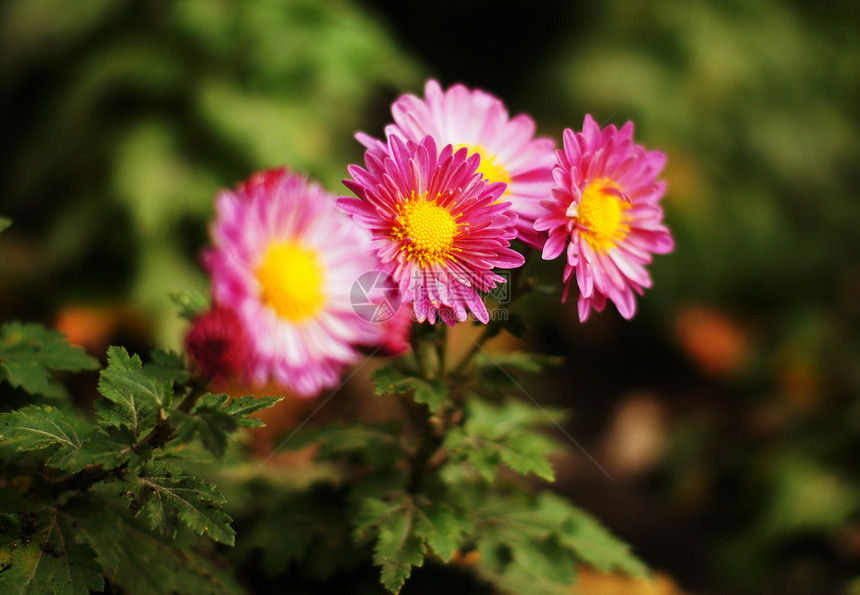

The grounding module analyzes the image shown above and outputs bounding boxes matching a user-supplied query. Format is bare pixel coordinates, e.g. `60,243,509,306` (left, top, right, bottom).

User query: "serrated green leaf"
97,347,172,436
0,405,130,472
414,502,461,562
0,322,98,395
355,493,465,593
356,496,426,594
473,491,647,585
123,461,235,545
169,290,210,320
0,405,85,467
0,217,10,233
371,366,450,411
222,395,283,427
0,405,83,452
472,494,579,589
0,506,104,595
545,493,648,577
443,398,560,482
143,349,193,386
376,511,425,593
174,395,235,458
93,398,156,440
74,501,241,595
174,394,283,457
513,535,580,584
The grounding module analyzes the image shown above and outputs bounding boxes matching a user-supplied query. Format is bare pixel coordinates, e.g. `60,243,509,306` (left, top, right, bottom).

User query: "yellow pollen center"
256,241,326,322
455,144,512,195
393,194,463,267
575,178,630,253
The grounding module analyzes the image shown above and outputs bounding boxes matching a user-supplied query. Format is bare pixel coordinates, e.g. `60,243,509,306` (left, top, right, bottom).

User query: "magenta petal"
577,294,592,322
542,231,566,260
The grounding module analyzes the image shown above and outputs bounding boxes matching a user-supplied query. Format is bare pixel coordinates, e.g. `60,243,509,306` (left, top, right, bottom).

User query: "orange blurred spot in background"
55,304,150,354
602,394,667,478
674,305,750,378
571,568,687,595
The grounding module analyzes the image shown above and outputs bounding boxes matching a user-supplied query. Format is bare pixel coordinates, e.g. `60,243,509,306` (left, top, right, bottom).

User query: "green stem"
402,328,448,492
409,333,429,380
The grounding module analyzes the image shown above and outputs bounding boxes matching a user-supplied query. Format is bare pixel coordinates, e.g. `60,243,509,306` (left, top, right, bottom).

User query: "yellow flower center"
455,144,512,195
393,193,463,267
575,178,630,253
256,241,326,322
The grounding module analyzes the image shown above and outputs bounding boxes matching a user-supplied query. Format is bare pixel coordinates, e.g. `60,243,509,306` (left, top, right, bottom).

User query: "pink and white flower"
339,135,524,325
357,79,555,249
535,115,674,321
204,168,386,396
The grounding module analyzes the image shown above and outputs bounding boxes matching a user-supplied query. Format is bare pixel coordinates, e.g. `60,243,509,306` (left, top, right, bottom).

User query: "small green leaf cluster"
262,324,647,594
0,322,281,594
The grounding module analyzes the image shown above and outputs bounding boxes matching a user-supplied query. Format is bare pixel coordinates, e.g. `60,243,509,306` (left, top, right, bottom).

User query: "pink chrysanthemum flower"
204,168,386,397
535,115,674,321
356,79,555,249
339,135,524,325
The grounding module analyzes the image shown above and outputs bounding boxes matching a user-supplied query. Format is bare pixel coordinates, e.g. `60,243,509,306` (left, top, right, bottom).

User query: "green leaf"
75,503,241,595
0,506,104,595
173,394,235,457
0,217,10,234
354,493,465,592
545,493,648,576
356,496,426,594
0,405,85,468
143,349,193,387
371,366,450,411
174,394,283,457
0,405,130,472
473,491,647,585
443,398,561,482
169,290,210,320
122,461,235,545
472,495,578,589
0,322,98,395
97,347,172,437
222,395,283,427
413,501,461,562
286,421,401,466
0,405,83,453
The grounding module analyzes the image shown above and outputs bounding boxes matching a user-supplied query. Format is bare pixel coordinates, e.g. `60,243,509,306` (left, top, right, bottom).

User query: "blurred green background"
1,0,859,593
